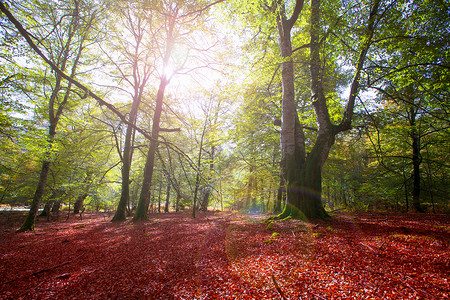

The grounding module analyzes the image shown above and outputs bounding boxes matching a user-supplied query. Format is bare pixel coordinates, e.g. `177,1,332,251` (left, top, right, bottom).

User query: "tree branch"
337,0,381,133
0,1,156,143
286,0,305,30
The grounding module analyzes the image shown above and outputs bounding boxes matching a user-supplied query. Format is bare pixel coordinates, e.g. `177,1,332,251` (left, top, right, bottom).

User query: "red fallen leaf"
0,211,448,299
56,273,71,280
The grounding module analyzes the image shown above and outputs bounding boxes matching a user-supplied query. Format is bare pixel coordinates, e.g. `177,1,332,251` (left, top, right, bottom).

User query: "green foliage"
1,0,447,219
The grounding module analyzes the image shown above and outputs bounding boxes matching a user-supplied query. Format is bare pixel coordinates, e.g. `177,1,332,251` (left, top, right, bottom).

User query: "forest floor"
0,211,448,299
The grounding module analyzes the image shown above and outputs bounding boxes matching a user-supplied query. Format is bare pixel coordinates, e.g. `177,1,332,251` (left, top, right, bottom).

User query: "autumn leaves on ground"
0,212,448,299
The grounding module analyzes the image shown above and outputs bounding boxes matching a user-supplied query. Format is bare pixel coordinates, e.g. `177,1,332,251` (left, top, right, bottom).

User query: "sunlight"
162,64,176,81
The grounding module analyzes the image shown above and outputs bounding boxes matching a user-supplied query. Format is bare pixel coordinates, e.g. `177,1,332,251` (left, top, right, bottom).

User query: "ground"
0,211,448,299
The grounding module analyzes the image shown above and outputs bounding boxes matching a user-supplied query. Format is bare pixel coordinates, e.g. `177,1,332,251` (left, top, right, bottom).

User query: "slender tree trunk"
274,178,284,213
410,107,423,212
158,182,162,213
175,191,181,212
132,78,166,220
192,110,209,218
17,160,51,232
15,6,95,231
164,181,170,213
112,126,134,221
133,10,176,221
402,160,409,212
112,67,146,221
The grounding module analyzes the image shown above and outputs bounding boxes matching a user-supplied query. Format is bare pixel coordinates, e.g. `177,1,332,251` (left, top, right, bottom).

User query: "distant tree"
364,0,450,212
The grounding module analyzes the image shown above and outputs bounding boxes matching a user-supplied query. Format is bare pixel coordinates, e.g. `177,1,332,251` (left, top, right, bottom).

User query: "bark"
40,189,64,219
175,191,181,212
40,201,54,218
200,145,215,212
132,7,177,221
276,0,326,220
112,12,149,221
13,4,95,231
274,178,284,213
51,200,61,216
192,103,209,218
274,0,380,220
200,185,211,212
133,79,165,220
73,193,88,214
410,107,424,212
164,181,170,213
18,161,51,232
402,160,409,212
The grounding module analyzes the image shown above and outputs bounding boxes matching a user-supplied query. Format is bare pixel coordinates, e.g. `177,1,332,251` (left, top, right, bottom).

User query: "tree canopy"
0,0,448,228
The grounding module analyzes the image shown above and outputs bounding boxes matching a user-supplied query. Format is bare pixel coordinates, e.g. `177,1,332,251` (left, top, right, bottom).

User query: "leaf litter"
0,211,448,299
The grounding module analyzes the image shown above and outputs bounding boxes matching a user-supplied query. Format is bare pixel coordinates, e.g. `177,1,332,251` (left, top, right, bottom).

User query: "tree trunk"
40,200,54,219
276,0,329,220
112,68,146,222
14,6,95,231
17,161,51,232
133,9,176,221
200,185,211,212
410,107,423,212
133,74,168,220
164,181,170,213
280,153,329,219
175,191,181,212
402,161,409,212
274,178,284,213
73,193,88,214
51,200,61,217
273,0,379,220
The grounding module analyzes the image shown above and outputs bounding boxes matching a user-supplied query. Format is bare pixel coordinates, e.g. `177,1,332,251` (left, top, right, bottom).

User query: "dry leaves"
0,211,448,299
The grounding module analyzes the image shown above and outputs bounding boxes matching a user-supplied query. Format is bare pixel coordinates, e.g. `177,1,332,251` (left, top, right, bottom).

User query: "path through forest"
0,211,448,299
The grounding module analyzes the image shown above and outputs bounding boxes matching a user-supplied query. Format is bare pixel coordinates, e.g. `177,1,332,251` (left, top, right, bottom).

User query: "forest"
0,0,449,298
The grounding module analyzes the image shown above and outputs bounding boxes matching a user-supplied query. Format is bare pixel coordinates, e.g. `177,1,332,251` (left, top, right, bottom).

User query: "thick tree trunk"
73,193,88,214
274,0,378,220
200,186,211,212
40,200,54,218
51,200,61,217
276,0,328,220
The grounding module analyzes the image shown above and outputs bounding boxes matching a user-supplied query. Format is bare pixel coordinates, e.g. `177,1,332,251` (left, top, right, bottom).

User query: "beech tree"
363,0,450,212
107,1,156,221
3,0,100,231
133,0,224,221
229,0,381,219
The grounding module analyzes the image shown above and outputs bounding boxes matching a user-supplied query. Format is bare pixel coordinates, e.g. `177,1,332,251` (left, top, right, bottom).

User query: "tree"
133,0,224,221
230,0,381,219
363,0,450,212
5,0,100,231
108,1,155,221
